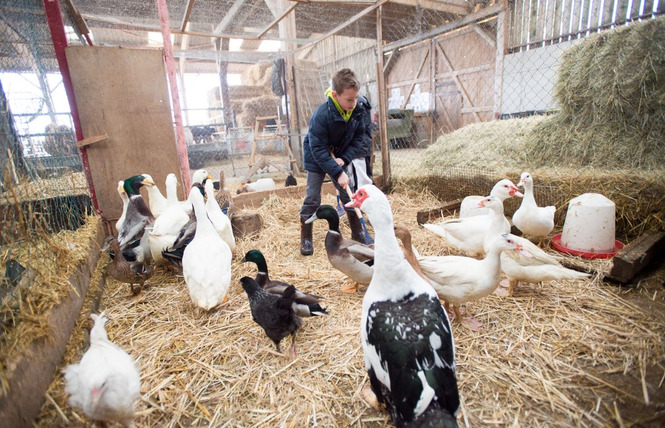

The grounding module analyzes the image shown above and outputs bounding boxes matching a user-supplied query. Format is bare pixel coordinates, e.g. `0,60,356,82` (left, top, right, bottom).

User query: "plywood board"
65,46,183,222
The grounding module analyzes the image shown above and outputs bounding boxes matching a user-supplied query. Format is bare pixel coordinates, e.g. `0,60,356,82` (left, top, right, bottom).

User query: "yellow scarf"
325,87,354,122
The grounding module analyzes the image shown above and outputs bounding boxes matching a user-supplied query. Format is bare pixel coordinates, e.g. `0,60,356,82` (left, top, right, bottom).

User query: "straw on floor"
35,189,665,427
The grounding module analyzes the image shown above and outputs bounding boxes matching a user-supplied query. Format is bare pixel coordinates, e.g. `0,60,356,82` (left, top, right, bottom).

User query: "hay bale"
241,63,272,87
529,17,665,168
239,96,281,128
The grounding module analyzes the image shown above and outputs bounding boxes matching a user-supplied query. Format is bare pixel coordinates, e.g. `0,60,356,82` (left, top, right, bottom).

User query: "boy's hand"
335,158,345,167
337,172,349,189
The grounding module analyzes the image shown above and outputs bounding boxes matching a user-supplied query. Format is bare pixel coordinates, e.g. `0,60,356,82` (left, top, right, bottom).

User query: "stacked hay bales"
529,17,665,169
407,18,665,240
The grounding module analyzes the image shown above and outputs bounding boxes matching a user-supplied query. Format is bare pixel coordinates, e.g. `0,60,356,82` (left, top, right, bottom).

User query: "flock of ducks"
64,170,590,428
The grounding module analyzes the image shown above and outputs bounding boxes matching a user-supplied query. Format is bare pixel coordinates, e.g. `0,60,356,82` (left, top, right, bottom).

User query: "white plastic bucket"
561,193,616,254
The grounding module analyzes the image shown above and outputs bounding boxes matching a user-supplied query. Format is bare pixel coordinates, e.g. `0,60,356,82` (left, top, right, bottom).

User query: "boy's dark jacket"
303,97,366,180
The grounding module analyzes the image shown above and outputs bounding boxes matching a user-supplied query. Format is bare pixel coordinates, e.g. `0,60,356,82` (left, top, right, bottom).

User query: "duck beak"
304,213,318,224
143,178,155,187
477,200,486,208
345,189,364,209
509,186,524,197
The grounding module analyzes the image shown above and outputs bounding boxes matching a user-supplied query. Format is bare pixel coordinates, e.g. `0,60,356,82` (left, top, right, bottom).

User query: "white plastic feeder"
561,193,616,254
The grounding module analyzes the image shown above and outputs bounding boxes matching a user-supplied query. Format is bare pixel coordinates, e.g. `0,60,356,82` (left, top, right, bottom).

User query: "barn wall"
501,38,581,114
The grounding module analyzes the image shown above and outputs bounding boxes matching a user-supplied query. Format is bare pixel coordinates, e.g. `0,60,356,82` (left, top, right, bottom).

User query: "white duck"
182,186,232,310
63,312,140,428
346,185,459,427
500,239,590,296
146,173,190,263
423,196,507,256
204,178,236,254
115,180,129,233
512,172,555,241
460,178,523,218
417,234,530,330
141,173,169,218
185,169,214,215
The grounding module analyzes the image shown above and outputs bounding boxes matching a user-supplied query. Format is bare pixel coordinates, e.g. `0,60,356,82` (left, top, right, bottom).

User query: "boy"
299,68,369,256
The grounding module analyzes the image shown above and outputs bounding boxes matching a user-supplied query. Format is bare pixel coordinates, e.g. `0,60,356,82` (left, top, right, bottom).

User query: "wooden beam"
257,2,298,39
180,0,196,32
383,4,504,53
435,43,481,122
80,12,307,44
76,133,108,148
391,0,468,15
382,49,400,74
376,5,391,190
470,22,496,48
214,0,248,35
493,10,506,117
62,0,91,43
295,0,390,53
606,232,665,284
416,199,462,224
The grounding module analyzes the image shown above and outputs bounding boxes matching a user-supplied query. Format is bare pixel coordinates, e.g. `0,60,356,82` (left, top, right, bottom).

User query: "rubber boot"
347,210,373,244
300,219,313,256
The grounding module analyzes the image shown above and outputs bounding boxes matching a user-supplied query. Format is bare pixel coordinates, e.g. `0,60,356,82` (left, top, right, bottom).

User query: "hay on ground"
34,189,665,427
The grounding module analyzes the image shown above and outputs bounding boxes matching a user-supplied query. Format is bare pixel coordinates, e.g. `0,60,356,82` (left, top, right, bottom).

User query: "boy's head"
331,68,360,112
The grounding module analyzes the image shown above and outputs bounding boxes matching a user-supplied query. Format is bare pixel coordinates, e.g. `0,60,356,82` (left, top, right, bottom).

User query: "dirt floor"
29,181,665,427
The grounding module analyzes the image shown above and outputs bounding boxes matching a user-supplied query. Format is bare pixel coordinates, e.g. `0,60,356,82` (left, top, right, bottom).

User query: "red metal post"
42,0,101,214
155,0,191,191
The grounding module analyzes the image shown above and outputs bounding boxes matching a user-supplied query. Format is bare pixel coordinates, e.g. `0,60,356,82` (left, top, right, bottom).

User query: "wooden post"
376,6,391,189
42,0,101,214
429,38,435,143
155,0,191,190
493,8,507,118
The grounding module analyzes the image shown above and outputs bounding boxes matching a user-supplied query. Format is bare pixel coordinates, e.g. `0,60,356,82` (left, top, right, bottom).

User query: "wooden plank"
65,46,184,222
606,232,665,284
377,6,391,190
180,0,196,31
494,10,505,115
416,199,462,224
76,133,108,148
232,181,337,209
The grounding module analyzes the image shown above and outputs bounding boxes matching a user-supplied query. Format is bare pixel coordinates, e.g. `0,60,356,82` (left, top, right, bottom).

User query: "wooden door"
66,46,183,223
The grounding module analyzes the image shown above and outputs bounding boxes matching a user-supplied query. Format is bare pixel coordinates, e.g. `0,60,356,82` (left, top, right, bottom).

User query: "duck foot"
493,279,511,296
361,382,381,410
289,342,297,359
462,316,483,331
341,282,359,293
222,293,229,304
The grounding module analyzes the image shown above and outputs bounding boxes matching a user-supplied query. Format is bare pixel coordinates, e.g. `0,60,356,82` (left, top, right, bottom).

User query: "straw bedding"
34,189,665,427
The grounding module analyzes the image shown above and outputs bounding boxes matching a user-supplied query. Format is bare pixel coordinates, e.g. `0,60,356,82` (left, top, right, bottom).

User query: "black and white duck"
346,185,460,428
241,249,328,317
117,175,155,263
